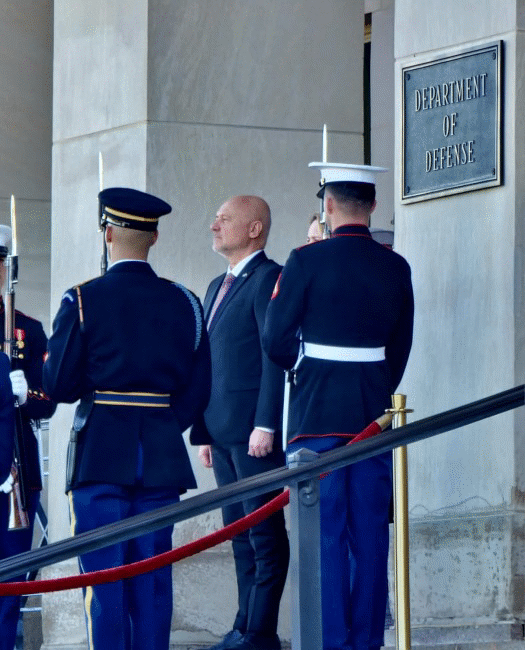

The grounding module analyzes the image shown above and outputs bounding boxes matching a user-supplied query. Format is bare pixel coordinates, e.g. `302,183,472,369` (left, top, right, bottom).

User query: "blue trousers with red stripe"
69,483,180,650
288,437,392,650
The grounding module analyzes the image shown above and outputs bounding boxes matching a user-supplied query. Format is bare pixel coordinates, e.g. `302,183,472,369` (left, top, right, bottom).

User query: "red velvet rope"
0,419,384,596
0,491,289,596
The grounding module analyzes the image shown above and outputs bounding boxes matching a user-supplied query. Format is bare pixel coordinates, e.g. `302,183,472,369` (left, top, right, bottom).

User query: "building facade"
1,1,524,648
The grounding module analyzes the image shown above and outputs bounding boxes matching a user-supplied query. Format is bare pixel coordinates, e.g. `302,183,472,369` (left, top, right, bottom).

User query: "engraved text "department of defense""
414,73,489,173
414,73,488,111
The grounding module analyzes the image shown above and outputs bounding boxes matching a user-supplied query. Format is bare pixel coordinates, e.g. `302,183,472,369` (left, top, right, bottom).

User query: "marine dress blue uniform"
43,189,211,650
263,166,413,650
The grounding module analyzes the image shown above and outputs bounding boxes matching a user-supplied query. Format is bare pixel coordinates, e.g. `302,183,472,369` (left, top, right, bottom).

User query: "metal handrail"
0,384,522,582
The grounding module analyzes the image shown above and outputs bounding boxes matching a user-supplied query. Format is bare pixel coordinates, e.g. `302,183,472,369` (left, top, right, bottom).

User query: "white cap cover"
309,162,388,187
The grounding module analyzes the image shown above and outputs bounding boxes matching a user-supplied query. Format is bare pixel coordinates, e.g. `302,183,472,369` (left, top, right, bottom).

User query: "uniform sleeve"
188,413,213,445
170,296,212,433
43,290,87,403
21,318,57,421
253,265,285,431
0,352,15,483
188,284,217,445
262,250,307,369
385,264,414,391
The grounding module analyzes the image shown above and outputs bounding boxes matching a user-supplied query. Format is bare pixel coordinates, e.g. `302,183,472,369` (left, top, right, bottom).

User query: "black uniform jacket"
43,261,211,492
263,225,414,441
0,351,14,484
190,251,284,446
0,301,56,490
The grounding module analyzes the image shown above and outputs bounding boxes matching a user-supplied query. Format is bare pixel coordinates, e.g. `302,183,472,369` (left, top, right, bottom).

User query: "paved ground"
17,596,43,650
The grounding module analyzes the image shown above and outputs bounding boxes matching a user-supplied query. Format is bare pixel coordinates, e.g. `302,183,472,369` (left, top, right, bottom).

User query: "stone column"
393,2,525,648
44,1,367,647
368,0,396,231
0,0,52,329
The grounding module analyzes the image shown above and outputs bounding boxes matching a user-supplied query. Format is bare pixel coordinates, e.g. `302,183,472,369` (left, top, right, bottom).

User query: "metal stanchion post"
388,394,413,650
287,448,322,650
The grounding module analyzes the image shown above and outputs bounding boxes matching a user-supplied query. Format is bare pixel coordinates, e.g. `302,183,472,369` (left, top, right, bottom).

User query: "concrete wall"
44,1,367,647
394,0,525,643
0,0,52,331
369,0,396,231
145,0,366,294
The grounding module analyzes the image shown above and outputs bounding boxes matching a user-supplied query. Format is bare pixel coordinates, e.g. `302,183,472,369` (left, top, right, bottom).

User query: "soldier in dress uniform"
263,163,414,650
0,225,57,650
43,188,211,650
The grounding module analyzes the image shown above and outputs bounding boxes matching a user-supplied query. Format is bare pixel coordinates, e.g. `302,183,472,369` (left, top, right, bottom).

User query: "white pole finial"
10,195,17,257
99,152,104,192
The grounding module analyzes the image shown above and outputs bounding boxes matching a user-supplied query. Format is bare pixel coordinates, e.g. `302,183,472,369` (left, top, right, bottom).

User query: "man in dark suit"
190,195,289,650
263,163,414,650
0,225,57,650
43,188,211,650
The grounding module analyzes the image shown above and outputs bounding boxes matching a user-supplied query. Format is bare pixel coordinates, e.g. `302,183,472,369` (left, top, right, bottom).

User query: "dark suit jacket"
190,251,284,447
43,261,211,492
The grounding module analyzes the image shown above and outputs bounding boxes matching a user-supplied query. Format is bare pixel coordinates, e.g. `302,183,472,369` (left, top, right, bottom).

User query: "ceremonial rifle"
99,152,108,275
4,196,30,529
282,125,330,449
65,155,105,490
319,124,331,238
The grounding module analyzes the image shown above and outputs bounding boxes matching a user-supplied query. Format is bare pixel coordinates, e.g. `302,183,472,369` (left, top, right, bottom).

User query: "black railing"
0,384,522,582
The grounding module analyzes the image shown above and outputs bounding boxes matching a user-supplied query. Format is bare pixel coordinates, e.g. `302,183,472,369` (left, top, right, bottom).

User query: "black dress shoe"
231,632,281,650
205,629,244,650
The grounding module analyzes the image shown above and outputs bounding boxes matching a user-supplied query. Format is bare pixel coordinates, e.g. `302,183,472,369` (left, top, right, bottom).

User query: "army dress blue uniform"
263,204,413,648
43,189,211,650
0,303,56,650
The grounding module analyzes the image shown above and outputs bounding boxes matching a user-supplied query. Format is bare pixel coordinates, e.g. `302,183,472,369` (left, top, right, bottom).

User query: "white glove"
9,370,28,406
0,472,14,493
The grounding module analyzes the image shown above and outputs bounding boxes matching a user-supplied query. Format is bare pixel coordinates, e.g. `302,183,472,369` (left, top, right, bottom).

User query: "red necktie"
208,273,235,327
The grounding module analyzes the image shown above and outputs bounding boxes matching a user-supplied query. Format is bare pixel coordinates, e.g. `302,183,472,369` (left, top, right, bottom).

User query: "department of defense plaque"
402,41,502,203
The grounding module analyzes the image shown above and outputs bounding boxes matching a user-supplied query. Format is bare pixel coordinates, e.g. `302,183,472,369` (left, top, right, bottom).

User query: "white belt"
303,342,386,362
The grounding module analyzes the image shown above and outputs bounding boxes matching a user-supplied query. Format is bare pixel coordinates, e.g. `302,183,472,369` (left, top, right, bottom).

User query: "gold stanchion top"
387,393,414,415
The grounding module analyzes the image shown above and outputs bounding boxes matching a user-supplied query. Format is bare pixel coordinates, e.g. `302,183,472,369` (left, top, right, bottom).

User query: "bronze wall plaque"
402,42,502,203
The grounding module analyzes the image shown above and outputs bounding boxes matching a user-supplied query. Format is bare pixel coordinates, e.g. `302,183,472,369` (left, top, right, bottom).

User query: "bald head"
211,195,272,266
228,195,271,241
